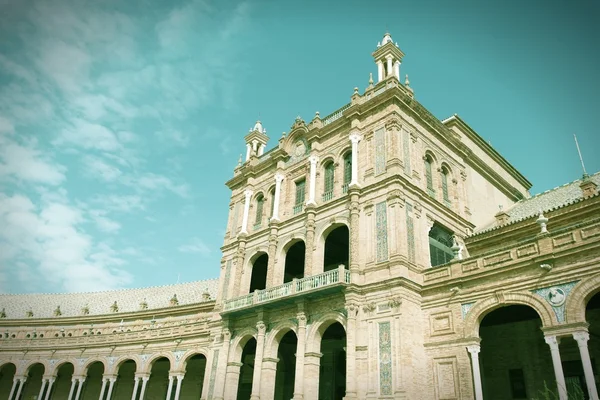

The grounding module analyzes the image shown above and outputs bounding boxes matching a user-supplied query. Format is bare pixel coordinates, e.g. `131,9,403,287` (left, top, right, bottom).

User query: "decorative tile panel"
374,128,386,175
207,349,219,399
378,321,393,396
376,201,389,263
402,128,411,176
222,259,232,300
406,203,415,262
532,281,578,323
461,302,475,320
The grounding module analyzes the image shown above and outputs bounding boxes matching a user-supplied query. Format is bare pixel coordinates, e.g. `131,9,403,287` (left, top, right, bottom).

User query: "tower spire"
372,32,404,83
573,134,589,178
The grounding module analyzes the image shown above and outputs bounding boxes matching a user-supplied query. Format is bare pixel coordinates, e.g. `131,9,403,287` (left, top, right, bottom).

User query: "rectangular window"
323,163,334,201
343,153,352,193
294,179,305,214
442,171,450,202
376,201,389,262
374,128,386,175
254,197,264,228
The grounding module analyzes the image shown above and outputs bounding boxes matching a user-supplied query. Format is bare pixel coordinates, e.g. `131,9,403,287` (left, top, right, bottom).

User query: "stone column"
345,304,358,398
232,236,247,298
223,362,243,400
466,345,483,400
544,335,568,400
349,134,361,187
44,377,55,400
246,143,252,162
259,358,279,399
138,376,150,400
394,60,400,80
270,173,284,222
165,375,174,400
377,61,384,82
250,321,267,400
265,226,279,288
573,331,599,400
240,189,253,235
303,353,322,400
306,155,319,206
293,311,307,400
8,377,19,400
258,143,265,156
213,329,231,400
173,374,184,400
74,376,85,400
386,55,393,77
37,378,48,400
304,207,316,276
99,377,108,400
106,377,116,400
67,377,77,400
131,376,141,400
348,190,360,275
14,376,26,400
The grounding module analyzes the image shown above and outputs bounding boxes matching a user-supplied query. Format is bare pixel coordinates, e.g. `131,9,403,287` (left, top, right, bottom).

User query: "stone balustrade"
223,265,351,312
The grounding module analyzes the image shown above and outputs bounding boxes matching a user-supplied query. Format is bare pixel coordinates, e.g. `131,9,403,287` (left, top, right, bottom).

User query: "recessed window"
429,223,454,267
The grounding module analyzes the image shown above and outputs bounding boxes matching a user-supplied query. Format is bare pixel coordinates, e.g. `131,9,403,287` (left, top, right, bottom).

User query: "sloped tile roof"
0,278,219,320
473,172,600,235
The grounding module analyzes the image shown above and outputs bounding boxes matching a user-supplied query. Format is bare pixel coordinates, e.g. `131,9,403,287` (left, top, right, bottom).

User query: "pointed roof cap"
251,120,265,134
382,32,393,45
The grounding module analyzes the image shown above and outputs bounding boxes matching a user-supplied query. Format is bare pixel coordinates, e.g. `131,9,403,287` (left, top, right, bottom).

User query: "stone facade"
1,33,600,400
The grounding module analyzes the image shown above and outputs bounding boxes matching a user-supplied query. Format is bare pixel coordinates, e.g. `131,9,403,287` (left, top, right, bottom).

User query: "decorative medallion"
294,141,306,157
173,350,185,363
532,281,578,323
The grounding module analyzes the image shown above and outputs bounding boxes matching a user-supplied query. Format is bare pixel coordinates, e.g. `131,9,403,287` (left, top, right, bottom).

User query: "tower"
244,121,269,162
372,32,405,82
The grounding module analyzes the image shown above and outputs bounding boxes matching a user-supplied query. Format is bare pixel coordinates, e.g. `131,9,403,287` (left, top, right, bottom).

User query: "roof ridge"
0,277,219,297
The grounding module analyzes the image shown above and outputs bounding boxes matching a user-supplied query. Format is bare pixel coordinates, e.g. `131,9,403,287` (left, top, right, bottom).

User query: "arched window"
429,223,454,267
294,179,306,215
343,152,352,193
254,195,264,229
441,167,450,205
424,155,434,197
323,162,335,202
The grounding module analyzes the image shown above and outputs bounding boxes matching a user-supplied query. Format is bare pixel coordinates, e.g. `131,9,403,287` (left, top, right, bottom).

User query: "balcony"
222,266,351,313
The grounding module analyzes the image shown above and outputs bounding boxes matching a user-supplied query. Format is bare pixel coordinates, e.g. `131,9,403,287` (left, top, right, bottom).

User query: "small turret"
244,120,269,162
372,32,405,82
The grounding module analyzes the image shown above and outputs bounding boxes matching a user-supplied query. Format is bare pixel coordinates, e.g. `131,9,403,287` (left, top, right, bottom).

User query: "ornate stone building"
1,33,599,400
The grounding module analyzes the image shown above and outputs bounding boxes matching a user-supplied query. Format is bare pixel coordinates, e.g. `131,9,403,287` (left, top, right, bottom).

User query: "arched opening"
342,152,351,193
0,363,16,397
323,161,335,202
274,331,298,400
146,357,170,398
19,363,44,399
50,362,75,398
237,338,257,400
429,222,454,267
284,241,305,283
479,305,555,399
268,187,276,219
424,154,434,196
319,322,346,400
80,361,104,399
323,226,349,272
249,253,268,293
180,354,207,398
254,194,265,230
112,359,136,398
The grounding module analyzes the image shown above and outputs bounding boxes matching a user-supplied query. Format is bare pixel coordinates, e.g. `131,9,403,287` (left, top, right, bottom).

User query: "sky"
0,0,598,294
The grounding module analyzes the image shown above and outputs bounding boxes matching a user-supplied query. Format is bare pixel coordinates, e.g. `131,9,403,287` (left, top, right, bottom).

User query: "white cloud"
93,194,145,213
89,209,121,233
134,173,190,198
57,119,122,152
82,155,123,182
36,39,91,93
0,116,15,134
0,135,66,185
0,193,132,293
178,237,211,256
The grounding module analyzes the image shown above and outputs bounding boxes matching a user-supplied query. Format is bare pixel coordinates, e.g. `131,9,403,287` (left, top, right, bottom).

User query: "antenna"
574,134,589,178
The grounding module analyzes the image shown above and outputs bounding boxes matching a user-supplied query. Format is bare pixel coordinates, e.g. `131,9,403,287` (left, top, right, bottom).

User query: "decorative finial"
498,204,503,211
110,301,119,313
81,304,90,315
0,308,6,318
573,134,589,179
536,210,549,234
139,299,148,310
54,306,62,317
281,131,286,138
353,87,359,95
202,291,211,301
405,74,410,86
170,293,179,306
237,154,242,167
369,72,374,85
315,111,320,119
451,236,463,260
26,308,34,318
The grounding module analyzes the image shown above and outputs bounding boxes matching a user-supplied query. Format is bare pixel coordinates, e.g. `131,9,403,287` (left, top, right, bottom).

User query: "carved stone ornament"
0,308,6,318
110,301,119,313
363,302,376,314
81,304,90,315
202,291,211,301
139,299,148,310
170,294,179,306
547,287,566,307
54,306,62,317
387,297,402,309
26,309,34,318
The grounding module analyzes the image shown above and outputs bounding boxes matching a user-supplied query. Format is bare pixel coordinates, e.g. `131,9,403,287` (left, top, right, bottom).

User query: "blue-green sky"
0,0,598,294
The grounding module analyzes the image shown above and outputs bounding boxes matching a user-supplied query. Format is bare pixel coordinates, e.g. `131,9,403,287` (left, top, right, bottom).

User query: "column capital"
544,335,560,348
572,331,590,343
168,372,185,378
385,54,393,60
275,173,285,183
466,344,481,355
135,372,150,379
297,312,307,327
244,189,254,198
309,155,319,164
256,320,266,334
349,133,362,143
